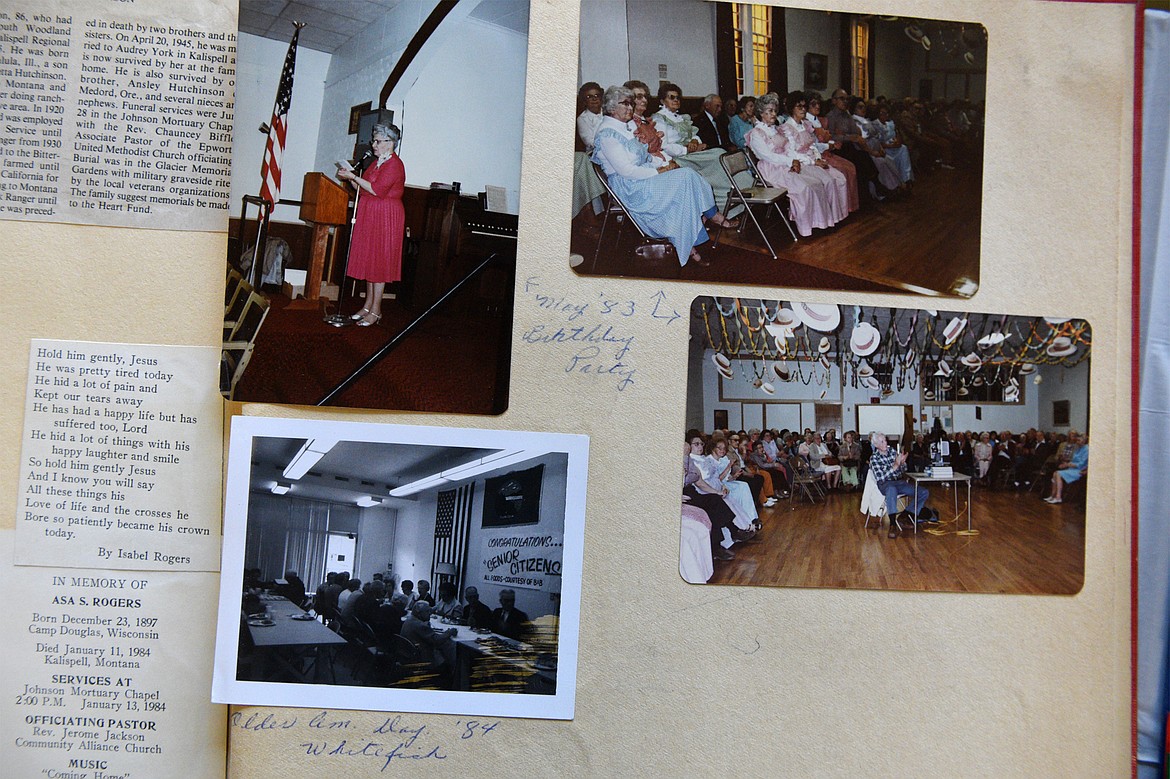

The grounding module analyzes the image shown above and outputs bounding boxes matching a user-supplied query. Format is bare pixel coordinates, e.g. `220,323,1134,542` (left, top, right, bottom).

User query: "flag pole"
253,20,305,288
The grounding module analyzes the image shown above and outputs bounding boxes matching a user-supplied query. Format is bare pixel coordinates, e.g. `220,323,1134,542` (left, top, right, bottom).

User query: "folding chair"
712,149,798,259
790,457,826,505
590,162,677,276
221,290,270,399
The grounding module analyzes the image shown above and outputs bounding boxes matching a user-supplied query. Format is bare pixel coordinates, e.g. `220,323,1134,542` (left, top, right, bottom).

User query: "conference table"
244,594,347,683
428,616,557,694
905,471,974,533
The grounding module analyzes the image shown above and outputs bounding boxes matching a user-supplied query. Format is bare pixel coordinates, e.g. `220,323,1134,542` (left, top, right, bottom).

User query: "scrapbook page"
0,1,1137,777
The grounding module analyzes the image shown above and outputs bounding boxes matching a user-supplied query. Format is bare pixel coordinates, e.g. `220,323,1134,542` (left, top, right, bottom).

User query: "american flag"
259,22,304,205
432,484,474,594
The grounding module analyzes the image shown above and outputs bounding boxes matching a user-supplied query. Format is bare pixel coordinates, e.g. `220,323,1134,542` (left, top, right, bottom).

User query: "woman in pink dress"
336,122,406,327
747,93,845,237
806,94,859,212
781,91,849,223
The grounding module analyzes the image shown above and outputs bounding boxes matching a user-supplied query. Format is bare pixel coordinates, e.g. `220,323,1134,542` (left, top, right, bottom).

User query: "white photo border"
212,415,589,720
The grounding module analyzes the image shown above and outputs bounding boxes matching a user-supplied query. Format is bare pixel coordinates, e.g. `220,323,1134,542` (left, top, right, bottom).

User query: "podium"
293,172,349,306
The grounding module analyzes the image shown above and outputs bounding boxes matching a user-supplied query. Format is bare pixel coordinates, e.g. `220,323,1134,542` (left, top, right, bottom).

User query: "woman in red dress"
336,122,405,327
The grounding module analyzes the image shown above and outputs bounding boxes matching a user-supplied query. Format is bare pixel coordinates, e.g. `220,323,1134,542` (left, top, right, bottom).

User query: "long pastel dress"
693,454,757,530
748,120,844,237
807,114,859,212
592,115,714,264
782,117,849,222
1058,445,1089,483
347,153,406,283
853,114,903,190
876,118,914,184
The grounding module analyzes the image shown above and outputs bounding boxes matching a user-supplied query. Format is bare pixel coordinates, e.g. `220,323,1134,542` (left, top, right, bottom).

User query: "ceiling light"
271,481,292,495
283,437,338,480
355,496,383,508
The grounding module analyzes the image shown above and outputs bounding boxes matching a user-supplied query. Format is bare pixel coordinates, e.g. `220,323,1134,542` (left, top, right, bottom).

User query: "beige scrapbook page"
1,0,1134,777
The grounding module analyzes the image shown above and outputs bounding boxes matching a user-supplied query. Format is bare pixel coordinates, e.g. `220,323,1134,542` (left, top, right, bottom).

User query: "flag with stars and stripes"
432,484,474,595
259,22,303,205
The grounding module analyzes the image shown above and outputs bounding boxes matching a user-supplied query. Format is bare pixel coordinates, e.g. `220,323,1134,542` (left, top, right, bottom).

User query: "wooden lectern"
294,172,350,306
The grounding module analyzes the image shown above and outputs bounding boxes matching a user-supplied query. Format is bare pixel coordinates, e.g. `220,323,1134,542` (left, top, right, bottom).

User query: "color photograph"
682,297,1089,593
573,4,984,296
224,1,528,412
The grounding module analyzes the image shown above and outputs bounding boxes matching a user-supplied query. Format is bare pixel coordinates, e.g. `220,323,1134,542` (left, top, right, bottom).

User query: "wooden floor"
573,161,981,297
706,483,1084,594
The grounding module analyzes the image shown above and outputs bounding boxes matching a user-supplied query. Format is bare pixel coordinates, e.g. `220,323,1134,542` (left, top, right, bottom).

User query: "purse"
634,240,681,278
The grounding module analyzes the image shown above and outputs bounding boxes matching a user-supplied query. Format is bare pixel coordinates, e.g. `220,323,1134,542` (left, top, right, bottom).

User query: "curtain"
1138,9,1170,779
283,500,331,590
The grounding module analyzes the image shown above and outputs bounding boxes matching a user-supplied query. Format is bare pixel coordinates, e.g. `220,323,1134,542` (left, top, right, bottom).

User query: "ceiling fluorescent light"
282,437,338,480
271,481,292,495
441,450,534,482
355,496,383,508
389,473,450,498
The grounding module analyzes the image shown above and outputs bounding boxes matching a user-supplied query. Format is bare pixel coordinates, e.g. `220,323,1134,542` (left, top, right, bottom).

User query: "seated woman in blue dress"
1045,431,1088,504
592,85,737,267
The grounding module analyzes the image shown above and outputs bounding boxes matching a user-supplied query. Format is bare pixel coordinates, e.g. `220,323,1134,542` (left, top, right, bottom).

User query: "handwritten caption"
231,710,498,772
519,276,682,392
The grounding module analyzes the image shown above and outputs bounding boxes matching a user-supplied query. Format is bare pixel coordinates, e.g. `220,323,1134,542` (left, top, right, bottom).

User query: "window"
731,3,771,96
851,19,870,98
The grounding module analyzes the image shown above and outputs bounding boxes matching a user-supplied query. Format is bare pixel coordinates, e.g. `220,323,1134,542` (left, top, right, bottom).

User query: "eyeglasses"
794,103,807,109
372,138,391,143
585,93,602,100
618,100,634,107
665,94,680,101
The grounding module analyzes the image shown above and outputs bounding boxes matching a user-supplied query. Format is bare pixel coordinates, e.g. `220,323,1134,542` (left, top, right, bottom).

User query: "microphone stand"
324,153,373,328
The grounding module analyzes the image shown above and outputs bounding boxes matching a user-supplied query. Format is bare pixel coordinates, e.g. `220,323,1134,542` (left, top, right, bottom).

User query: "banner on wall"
480,532,563,591
482,464,544,527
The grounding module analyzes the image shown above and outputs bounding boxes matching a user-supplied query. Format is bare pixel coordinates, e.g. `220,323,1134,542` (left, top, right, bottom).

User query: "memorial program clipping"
0,533,226,779
15,340,222,571
0,0,236,230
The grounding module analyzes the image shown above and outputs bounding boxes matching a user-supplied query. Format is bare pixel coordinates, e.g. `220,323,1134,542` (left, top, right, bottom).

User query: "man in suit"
400,601,457,671
462,586,493,629
693,94,736,151
492,589,530,640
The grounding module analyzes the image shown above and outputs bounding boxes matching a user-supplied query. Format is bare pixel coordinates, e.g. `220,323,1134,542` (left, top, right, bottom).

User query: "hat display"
713,353,730,371
942,317,967,346
959,352,982,369
856,362,874,379
772,308,798,328
792,302,841,332
772,362,790,381
849,321,881,357
976,332,1007,348
1018,363,1037,375
861,376,880,390
761,382,775,395
934,359,953,377
818,336,832,354
1046,337,1076,357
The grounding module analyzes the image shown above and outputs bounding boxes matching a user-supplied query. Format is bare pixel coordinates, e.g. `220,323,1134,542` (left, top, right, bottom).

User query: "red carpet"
233,292,511,414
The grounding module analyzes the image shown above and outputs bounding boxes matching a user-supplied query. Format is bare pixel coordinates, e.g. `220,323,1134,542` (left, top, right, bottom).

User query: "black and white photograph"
682,297,1090,594
213,416,588,720
572,3,985,296
223,1,529,412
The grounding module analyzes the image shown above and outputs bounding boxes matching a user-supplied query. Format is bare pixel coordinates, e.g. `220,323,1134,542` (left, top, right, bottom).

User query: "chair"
390,634,443,688
223,276,252,339
790,458,826,505
589,162,678,277
861,470,910,531
712,149,798,259
221,290,270,399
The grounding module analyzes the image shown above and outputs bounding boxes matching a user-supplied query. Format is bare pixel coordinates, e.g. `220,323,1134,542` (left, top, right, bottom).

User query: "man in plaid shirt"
869,432,930,537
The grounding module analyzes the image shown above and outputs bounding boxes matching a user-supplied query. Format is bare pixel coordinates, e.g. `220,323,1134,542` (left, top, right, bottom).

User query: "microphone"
354,147,374,170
